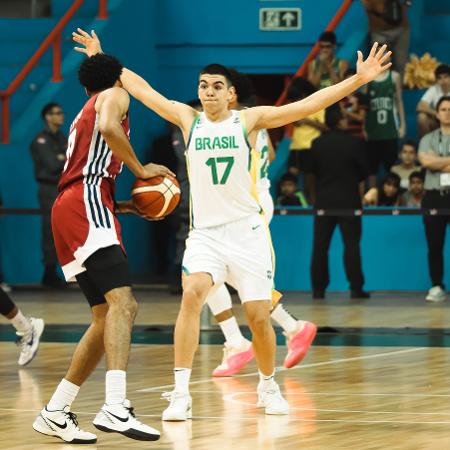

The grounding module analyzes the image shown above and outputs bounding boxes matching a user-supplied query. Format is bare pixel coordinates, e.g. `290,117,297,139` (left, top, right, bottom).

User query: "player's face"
436,100,450,126
198,74,234,113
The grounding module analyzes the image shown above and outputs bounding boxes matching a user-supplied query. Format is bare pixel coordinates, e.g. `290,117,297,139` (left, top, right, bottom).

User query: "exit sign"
259,8,301,31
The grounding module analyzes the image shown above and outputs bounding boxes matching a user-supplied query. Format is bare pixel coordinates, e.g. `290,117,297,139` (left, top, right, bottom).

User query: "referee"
418,96,450,302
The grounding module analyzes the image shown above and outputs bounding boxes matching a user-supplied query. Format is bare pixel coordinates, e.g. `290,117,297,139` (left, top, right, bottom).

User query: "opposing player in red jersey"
32,54,173,444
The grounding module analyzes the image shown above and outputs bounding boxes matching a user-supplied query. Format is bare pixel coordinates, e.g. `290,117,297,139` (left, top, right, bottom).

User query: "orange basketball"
131,175,181,219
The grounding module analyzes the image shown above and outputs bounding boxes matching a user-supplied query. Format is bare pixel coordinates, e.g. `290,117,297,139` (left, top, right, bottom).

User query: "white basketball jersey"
186,110,260,229
256,129,271,193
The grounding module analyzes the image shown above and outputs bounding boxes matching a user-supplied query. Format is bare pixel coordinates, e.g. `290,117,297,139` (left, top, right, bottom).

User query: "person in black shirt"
307,106,370,299
30,103,67,288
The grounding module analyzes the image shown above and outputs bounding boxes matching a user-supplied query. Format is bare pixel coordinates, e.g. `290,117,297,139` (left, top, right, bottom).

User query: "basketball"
131,175,181,219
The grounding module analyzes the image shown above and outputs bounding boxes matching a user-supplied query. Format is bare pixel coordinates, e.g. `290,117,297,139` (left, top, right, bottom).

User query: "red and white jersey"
58,93,129,193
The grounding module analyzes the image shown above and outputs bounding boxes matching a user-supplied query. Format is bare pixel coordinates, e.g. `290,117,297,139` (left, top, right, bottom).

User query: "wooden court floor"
1,288,450,449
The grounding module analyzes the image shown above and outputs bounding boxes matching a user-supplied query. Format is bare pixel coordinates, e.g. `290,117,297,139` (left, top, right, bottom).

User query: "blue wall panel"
271,214,450,292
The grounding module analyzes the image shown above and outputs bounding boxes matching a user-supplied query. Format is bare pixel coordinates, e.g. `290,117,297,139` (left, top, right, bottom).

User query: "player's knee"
247,312,271,332
109,293,138,321
182,287,204,313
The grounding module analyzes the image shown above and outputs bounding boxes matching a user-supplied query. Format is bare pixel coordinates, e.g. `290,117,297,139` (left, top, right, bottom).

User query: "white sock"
174,368,191,394
219,316,245,348
105,370,126,406
47,378,80,411
258,370,275,389
10,310,31,334
271,304,299,334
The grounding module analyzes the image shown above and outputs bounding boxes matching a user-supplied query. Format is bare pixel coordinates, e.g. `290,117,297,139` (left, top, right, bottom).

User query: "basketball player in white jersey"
205,70,317,377
73,29,392,419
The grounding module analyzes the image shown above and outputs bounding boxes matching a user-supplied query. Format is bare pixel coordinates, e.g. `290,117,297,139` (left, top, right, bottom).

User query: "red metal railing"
0,0,108,144
275,0,353,106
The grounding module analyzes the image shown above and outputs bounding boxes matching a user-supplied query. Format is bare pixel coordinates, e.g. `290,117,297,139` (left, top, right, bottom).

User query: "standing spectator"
276,173,308,207
417,64,450,137
30,103,67,288
307,107,369,300
362,0,411,77
364,68,406,187
307,31,349,90
401,170,425,207
287,78,327,203
391,140,419,189
363,172,402,205
418,96,450,302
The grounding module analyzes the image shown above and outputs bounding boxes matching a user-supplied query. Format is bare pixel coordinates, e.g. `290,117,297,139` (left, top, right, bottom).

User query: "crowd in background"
278,27,450,211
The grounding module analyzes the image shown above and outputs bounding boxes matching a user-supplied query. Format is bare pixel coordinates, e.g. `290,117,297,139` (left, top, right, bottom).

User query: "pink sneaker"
212,339,254,377
283,321,317,369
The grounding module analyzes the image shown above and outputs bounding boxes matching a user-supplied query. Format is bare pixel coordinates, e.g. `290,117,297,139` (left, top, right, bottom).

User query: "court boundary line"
137,346,426,392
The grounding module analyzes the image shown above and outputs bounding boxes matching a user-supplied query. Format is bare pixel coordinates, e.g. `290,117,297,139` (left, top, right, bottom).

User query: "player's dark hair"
41,102,62,120
436,95,450,112
228,69,255,105
319,31,336,45
78,53,123,93
435,64,450,79
199,64,234,87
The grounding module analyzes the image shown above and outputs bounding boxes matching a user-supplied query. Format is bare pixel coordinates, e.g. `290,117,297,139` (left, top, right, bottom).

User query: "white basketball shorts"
182,213,274,302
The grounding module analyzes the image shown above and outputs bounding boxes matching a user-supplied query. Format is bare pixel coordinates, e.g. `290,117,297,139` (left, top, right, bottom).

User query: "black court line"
3,324,450,347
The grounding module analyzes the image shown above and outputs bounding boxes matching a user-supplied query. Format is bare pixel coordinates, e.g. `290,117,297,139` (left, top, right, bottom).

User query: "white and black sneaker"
17,317,45,366
161,391,192,421
33,405,97,444
93,399,160,441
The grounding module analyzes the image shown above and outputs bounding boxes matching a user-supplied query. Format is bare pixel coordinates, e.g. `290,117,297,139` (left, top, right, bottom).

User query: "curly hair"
78,53,123,93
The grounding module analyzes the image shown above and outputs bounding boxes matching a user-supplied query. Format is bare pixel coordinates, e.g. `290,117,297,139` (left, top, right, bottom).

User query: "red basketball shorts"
52,182,124,281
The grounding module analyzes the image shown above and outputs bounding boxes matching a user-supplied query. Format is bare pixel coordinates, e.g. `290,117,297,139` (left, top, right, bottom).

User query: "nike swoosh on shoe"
46,418,68,429
105,410,129,423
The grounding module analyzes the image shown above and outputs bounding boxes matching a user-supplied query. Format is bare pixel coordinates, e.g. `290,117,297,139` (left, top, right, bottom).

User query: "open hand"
72,28,102,57
356,42,392,84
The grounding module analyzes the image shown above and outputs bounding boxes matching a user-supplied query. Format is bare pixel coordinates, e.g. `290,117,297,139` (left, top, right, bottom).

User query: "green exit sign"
259,8,301,31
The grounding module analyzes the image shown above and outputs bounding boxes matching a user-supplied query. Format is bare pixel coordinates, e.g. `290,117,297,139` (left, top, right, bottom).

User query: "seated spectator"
287,78,327,203
401,170,425,208
363,172,402,206
339,68,369,140
307,31,349,90
417,64,450,137
390,140,419,189
276,173,308,207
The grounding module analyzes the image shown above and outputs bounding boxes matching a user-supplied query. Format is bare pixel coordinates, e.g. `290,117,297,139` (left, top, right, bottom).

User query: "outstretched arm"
72,29,197,135
246,43,391,131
